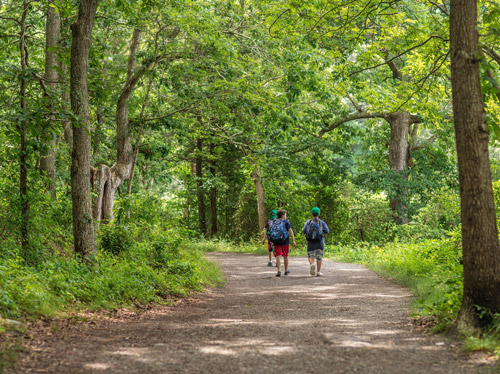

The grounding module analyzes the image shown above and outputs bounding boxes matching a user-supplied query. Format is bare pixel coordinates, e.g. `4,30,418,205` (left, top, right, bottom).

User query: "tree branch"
319,111,386,137
411,134,438,152
348,35,449,77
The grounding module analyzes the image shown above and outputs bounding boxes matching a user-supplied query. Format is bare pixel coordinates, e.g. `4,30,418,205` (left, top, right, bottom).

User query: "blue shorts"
307,249,324,261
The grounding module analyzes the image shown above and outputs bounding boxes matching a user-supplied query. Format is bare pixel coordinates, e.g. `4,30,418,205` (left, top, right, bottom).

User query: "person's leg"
308,251,316,275
276,256,281,272
284,255,288,272
316,249,324,275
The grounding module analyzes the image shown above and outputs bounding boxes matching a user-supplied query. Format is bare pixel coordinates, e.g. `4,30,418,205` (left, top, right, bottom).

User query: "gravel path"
10,253,496,373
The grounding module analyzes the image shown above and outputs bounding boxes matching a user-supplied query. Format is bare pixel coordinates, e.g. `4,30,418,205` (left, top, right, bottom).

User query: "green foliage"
98,223,134,255
0,192,223,319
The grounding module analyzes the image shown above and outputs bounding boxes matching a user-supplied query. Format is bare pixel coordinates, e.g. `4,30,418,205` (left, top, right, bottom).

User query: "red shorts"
274,245,289,257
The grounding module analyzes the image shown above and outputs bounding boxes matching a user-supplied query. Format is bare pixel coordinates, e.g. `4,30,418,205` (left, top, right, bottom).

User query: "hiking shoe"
276,271,281,277
317,272,323,277
268,261,273,267
310,264,316,276
284,270,290,276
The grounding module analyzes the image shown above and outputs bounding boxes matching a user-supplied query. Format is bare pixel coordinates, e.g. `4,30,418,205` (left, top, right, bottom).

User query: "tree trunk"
60,62,73,148
209,144,217,237
250,164,267,234
386,111,411,225
19,1,30,257
450,0,500,328
196,139,207,236
40,3,60,200
70,0,99,259
92,29,141,222
127,63,155,196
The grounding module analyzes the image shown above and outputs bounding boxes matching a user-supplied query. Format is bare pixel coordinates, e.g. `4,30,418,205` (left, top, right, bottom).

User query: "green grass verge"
0,242,224,320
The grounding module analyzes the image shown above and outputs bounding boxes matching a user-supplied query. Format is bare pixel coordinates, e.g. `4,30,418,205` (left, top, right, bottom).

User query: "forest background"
2,0,500,367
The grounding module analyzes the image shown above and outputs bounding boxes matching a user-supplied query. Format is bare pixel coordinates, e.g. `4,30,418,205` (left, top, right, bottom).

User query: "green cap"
311,207,320,216
270,209,277,219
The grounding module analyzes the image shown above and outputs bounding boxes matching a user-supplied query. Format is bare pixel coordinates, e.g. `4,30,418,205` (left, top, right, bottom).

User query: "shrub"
98,223,134,255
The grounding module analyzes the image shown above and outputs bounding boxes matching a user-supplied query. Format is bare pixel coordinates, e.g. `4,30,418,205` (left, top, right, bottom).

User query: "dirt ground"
8,253,499,373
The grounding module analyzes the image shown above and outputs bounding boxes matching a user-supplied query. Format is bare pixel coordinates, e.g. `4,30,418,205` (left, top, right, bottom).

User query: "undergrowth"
0,193,225,320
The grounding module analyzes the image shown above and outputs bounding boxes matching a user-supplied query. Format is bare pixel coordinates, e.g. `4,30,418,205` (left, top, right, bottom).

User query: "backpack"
306,219,323,241
268,219,289,243
266,219,274,238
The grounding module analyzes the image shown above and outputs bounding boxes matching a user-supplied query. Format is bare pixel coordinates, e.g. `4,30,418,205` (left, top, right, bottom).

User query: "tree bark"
40,3,61,200
209,144,217,237
386,111,412,225
450,0,500,328
60,62,73,148
19,0,30,257
92,29,141,222
127,60,156,196
196,138,207,236
70,0,99,259
250,164,267,234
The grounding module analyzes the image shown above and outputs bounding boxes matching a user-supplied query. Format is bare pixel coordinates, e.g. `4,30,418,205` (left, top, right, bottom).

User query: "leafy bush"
0,191,224,319
98,223,134,255
414,188,461,232
346,191,395,244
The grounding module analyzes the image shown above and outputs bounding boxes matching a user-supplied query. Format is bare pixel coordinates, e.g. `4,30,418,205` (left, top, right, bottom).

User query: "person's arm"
301,221,309,235
289,228,296,247
322,220,330,235
261,223,268,244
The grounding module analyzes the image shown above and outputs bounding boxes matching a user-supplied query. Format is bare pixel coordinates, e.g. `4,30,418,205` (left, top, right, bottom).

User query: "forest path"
11,253,495,373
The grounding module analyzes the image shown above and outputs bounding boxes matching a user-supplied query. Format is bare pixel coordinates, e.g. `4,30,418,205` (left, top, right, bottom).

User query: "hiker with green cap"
302,207,329,276
262,209,278,266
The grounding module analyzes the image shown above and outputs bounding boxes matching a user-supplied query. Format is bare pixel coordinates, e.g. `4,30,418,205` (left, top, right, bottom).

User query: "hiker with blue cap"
302,207,330,276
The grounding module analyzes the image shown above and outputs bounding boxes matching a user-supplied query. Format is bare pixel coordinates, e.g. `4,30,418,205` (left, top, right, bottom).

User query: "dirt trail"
9,253,496,373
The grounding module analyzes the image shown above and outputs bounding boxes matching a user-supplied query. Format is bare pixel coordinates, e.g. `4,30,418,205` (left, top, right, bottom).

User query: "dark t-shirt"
273,219,292,246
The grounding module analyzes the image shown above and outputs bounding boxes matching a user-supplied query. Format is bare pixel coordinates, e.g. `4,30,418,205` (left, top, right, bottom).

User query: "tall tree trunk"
250,163,267,234
196,139,207,236
127,63,156,196
209,144,217,237
450,0,500,328
60,62,73,148
40,3,60,200
70,0,99,259
386,111,411,225
92,29,141,222
19,1,30,257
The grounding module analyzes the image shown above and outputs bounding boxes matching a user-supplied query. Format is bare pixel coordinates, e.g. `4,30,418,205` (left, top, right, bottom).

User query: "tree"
70,0,99,259
18,0,30,257
450,0,500,328
39,1,61,200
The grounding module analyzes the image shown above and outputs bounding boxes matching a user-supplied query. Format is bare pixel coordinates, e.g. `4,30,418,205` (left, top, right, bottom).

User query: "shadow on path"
11,253,495,374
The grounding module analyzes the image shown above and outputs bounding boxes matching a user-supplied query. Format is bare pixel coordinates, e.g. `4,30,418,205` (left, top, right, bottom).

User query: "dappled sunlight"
205,318,256,326
111,347,155,363
365,329,406,336
199,338,296,357
200,346,236,355
335,267,367,272
83,363,112,370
